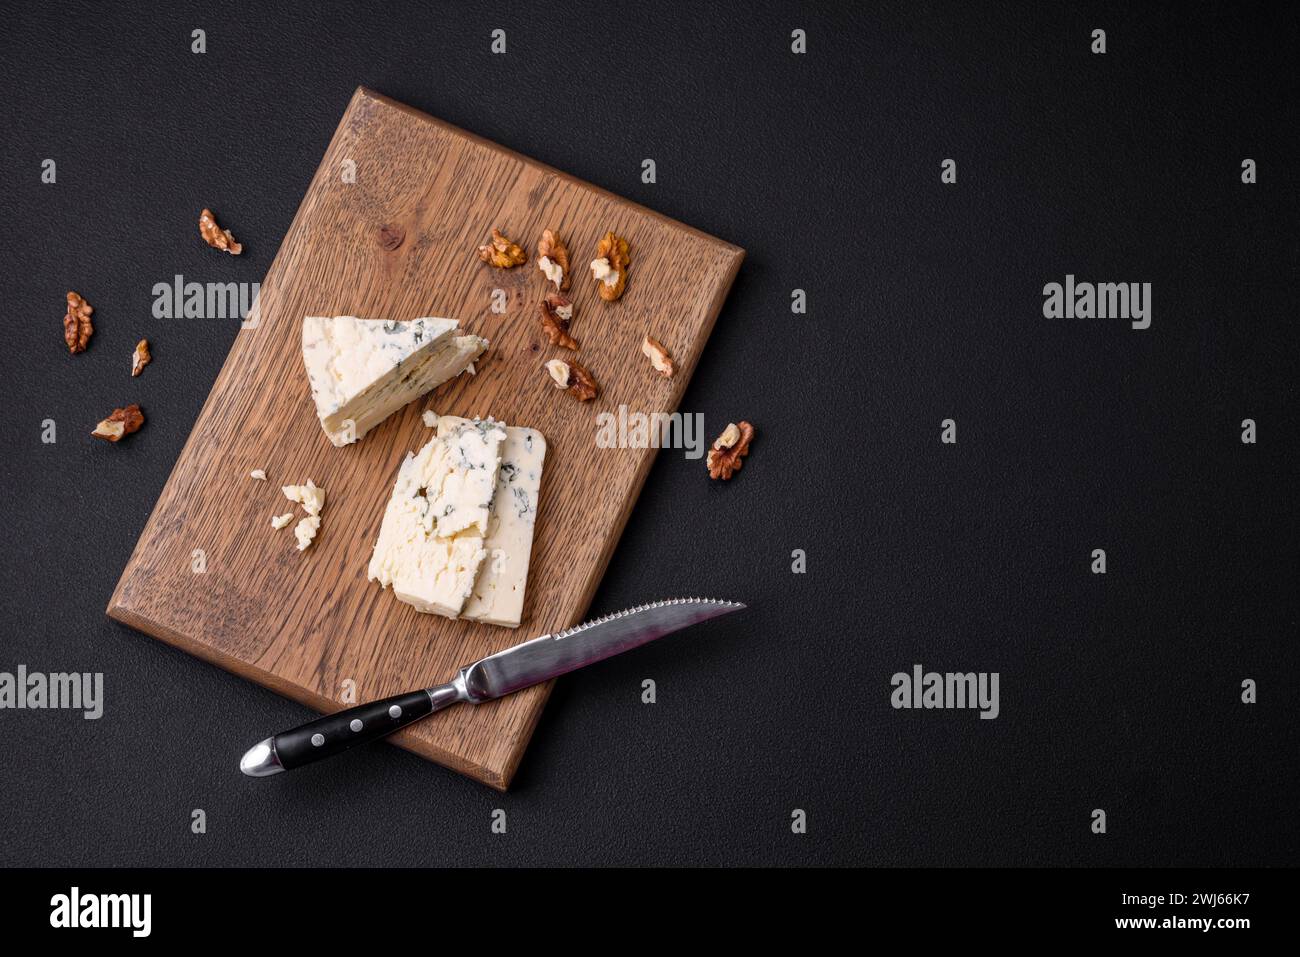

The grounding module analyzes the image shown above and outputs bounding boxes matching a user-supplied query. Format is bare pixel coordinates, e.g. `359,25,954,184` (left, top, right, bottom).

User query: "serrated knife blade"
240,598,745,777
462,597,744,700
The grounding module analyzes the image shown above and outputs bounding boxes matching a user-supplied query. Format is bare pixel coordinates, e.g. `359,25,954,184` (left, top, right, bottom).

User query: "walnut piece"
478,227,527,268
131,338,151,376
91,404,145,442
198,208,242,255
706,421,754,480
590,230,630,301
537,228,571,290
565,361,599,401
641,335,674,377
544,358,598,401
63,291,94,354
540,292,579,350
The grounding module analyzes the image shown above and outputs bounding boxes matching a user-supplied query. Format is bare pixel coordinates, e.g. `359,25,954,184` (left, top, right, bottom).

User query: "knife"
239,597,744,776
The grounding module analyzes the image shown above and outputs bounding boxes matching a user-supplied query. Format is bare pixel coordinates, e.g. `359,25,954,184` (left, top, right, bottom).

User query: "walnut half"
544,358,598,401
590,230,630,301
641,335,674,377
478,227,527,268
537,228,570,290
91,404,145,442
64,291,94,354
131,339,151,376
199,208,242,255
707,421,754,480
540,292,579,350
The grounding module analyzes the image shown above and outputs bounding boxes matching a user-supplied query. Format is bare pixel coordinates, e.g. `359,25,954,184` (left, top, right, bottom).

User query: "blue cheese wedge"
367,419,508,617
441,416,547,628
302,316,487,447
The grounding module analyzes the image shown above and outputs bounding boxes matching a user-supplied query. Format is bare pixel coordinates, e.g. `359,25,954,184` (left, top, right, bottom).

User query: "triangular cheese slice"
302,316,487,447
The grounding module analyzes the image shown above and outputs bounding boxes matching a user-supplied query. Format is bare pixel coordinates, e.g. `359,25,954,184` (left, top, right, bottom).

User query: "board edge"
105,595,510,790
352,86,747,260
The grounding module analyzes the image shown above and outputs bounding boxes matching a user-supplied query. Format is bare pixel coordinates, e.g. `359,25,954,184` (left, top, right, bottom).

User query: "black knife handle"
274,690,435,770
244,683,464,775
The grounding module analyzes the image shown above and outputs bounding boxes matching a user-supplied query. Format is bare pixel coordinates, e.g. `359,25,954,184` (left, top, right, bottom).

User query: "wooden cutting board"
107,87,743,789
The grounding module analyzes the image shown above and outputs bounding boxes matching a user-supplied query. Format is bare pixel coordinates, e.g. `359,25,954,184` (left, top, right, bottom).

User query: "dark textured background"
0,1,1296,866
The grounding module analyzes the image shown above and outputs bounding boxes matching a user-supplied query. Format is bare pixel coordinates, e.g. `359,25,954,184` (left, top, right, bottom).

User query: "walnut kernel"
63,291,94,354
91,404,145,442
541,293,579,350
478,227,527,268
544,358,598,401
537,228,571,290
198,208,242,255
706,421,754,480
131,339,151,376
641,335,674,377
590,230,630,301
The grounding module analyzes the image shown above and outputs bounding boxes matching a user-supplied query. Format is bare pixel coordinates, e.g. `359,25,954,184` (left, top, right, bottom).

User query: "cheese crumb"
590,258,619,286
294,514,321,551
545,359,571,388
538,255,563,288
250,468,267,481
280,479,327,552
282,479,326,516
422,410,438,428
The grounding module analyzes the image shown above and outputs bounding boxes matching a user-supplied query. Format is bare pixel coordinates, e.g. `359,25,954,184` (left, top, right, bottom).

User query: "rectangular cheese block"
367,419,507,617
427,418,509,538
442,416,547,628
302,316,487,447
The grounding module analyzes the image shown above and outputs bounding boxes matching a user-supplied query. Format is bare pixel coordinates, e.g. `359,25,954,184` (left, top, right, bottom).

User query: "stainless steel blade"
455,598,744,701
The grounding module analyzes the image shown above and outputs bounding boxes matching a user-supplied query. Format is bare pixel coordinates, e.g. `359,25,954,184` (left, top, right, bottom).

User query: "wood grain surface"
106,87,744,789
